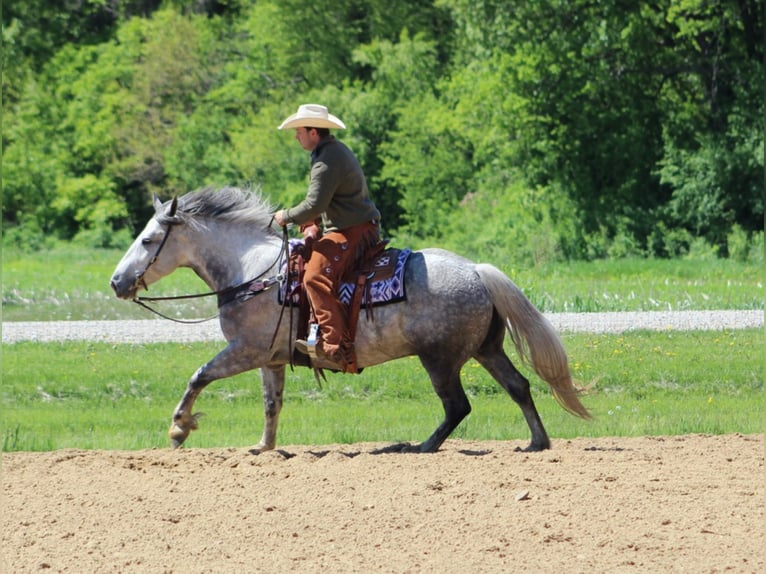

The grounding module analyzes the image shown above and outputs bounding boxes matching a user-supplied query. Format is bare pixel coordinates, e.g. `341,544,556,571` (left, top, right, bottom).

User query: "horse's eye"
141,236,153,245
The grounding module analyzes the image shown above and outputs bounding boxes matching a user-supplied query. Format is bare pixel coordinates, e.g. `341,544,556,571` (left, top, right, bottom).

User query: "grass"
2,329,762,451
1,246,763,320
512,257,764,312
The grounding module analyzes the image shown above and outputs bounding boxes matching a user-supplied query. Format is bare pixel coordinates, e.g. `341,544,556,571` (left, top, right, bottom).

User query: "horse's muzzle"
110,273,141,300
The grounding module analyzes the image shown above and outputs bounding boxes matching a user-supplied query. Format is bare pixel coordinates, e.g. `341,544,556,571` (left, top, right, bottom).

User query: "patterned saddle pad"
281,242,411,308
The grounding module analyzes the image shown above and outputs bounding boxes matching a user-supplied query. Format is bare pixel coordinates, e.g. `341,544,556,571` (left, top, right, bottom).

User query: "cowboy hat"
278,104,346,130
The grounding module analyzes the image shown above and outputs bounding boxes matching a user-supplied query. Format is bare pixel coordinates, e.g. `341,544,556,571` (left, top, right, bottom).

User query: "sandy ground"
2,434,763,573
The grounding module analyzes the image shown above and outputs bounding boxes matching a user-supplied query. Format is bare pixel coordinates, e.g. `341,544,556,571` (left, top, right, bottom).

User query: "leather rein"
132,220,290,326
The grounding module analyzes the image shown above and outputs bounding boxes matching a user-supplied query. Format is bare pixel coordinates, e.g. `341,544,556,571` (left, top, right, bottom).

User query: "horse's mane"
158,186,276,228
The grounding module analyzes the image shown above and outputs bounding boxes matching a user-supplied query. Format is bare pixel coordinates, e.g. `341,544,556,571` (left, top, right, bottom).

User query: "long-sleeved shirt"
283,135,381,232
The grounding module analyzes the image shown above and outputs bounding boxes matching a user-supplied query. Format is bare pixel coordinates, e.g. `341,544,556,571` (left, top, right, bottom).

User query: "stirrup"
294,339,356,374
294,338,315,358
299,324,320,360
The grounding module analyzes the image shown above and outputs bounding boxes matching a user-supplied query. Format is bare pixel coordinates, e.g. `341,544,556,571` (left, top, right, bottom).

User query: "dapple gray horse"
110,186,590,453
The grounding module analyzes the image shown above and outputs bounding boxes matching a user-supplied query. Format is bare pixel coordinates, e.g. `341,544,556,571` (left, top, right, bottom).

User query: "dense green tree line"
2,0,763,262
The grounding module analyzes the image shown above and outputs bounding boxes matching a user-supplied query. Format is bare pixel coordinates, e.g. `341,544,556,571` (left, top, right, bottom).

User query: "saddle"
282,240,410,369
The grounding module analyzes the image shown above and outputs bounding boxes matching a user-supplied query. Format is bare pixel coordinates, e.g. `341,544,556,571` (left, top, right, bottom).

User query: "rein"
132,221,291,326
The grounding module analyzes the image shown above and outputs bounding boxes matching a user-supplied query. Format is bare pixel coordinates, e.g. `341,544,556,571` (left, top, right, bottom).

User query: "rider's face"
295,127,319,151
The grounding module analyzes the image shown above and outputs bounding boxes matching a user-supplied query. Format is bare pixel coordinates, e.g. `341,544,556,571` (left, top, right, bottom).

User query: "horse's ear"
153,194,163,213
169,196,178,217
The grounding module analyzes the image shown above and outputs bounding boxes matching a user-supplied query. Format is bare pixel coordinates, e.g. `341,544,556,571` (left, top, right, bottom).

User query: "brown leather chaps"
303,220,380,368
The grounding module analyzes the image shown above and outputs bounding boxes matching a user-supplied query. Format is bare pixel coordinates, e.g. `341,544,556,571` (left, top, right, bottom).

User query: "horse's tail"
475,263,591,419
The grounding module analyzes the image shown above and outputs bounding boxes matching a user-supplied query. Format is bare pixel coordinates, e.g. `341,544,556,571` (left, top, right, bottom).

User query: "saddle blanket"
282,243,411,308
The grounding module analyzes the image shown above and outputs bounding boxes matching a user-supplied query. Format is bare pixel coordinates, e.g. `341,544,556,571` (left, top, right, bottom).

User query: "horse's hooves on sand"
168,425,188,449
248,447,295,459
514,443,551,452
371,442,417,454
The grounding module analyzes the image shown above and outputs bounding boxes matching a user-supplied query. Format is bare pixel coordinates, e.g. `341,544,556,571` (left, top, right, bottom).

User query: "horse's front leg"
250,366,285,453
169,343,256,448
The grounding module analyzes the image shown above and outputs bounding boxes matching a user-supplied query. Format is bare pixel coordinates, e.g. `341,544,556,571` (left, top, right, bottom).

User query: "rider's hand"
274,210,287,227
300,222,320,241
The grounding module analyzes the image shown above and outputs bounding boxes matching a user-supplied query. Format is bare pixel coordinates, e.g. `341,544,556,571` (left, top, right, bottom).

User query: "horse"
110,186,590,453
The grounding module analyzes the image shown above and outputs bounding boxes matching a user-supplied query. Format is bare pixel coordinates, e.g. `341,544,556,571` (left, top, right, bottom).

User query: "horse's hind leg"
475,347,551,451
410,355,472,453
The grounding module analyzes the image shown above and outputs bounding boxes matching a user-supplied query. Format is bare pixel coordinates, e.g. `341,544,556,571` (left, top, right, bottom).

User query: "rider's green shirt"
283,135,380,232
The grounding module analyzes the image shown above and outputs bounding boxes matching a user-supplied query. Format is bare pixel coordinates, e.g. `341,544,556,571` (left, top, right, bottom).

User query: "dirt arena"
2,433,763,573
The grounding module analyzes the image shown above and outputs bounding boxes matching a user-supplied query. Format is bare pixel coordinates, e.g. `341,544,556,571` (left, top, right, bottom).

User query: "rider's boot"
294,338,357,374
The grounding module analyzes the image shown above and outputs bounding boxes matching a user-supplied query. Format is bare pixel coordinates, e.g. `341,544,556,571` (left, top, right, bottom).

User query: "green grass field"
2,329,762,451
2,246,763,451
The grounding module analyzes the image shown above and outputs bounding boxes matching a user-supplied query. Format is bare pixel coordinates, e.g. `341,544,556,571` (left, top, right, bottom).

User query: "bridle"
131,215,291,326
133,220,175,295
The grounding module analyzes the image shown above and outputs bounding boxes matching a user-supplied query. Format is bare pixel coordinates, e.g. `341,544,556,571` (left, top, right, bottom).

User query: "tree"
437,0,763,256
658,0,764,252
2,0,761,258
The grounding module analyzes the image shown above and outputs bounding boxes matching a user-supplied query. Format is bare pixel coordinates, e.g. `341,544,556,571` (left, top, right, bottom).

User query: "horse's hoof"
514,442,551,452
248,443,275,455
370,442,414,454
168,424,189,448
168,412,204,448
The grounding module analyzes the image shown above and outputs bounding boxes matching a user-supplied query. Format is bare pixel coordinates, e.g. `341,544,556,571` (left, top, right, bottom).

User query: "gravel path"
2,310,761,344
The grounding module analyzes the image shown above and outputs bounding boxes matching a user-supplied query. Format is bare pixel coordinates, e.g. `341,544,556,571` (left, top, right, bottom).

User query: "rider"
273,104,382,373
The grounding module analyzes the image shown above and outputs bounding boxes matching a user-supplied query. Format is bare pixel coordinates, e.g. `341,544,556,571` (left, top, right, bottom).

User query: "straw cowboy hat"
278,104,346,130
